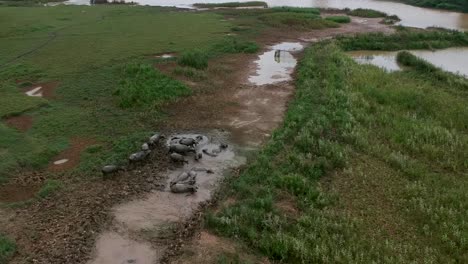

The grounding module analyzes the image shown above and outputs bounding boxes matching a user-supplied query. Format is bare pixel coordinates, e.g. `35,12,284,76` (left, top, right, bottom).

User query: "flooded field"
349,47,468,76
64,0,468,31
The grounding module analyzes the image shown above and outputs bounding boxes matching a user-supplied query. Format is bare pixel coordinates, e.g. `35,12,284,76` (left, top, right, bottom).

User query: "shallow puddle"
349,47,468,76
249,42,304,86
88,132,245,263
88,232,159,264
25,86,43,97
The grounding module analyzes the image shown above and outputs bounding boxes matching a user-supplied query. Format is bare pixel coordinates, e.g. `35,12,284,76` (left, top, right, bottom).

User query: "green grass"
337,28,468,51
37,179,62,198
270,6,320,15
178,50,209,70
0,234,15,263
347,8,387,18
116,63,191,108
0,5,232,180
193,1,268,8
325,15,351,24
173,66,208,81
259,12,339,29
206,43,468,262
402,0,468,12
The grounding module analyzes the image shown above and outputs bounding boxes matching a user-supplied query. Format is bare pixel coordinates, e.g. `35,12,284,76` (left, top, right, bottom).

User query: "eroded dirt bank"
1,15,393,264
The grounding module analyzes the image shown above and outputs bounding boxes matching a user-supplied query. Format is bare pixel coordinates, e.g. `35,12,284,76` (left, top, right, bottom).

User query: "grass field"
0,5,231,181
206,42,468,262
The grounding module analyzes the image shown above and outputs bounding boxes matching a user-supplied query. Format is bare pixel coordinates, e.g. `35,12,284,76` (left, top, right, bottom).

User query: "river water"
348,47,468,76
65,0,468,31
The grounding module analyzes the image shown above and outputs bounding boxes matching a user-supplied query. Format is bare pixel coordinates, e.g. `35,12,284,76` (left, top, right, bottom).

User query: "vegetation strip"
206,42,468,262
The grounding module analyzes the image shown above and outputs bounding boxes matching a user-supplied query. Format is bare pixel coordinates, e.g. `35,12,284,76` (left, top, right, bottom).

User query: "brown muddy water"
249,42,304,85
87,132,246,264
349,47,468,76
63,0,468,31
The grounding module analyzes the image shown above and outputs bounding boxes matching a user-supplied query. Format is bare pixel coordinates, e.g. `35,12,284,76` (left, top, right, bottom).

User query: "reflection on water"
349,47,468,77
63,0,468,31
249,42,304,85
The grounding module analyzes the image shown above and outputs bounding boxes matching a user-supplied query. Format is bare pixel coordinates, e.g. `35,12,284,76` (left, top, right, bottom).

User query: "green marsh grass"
0,234,15,263
207,43,468,262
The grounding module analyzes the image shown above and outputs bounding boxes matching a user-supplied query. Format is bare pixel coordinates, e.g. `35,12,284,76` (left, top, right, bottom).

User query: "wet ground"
349,47,468,76
1,14,395,264
63,0,468,31
87,132,246,263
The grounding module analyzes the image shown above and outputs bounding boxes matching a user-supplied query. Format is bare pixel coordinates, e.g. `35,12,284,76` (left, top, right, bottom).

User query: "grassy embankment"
0,6,233,185
205,38,468,262
193,1,268,8
401,0,468,12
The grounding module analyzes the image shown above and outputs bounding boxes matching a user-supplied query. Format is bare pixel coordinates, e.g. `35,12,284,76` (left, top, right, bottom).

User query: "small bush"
178,50,209,70
325,15,351,24
116,63,191,108
0,234,15,263
37,179,62,198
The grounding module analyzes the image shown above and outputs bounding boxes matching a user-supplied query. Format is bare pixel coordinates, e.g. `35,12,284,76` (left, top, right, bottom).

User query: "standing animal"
141,143,150,151
148,133,163,146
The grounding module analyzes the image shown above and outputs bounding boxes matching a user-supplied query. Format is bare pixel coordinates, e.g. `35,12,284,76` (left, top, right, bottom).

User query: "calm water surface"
349,47,468,76
65,0,468,31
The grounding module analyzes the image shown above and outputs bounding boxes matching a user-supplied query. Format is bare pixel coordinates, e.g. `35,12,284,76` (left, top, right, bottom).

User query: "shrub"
271,6,320,14
116,63,191,108
178,50,209,70
37,179,62,198
0,235,15,263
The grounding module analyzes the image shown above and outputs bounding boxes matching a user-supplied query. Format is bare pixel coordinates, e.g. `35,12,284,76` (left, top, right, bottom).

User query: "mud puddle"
88,132,245,264
349,47,468,76
249,42,304,86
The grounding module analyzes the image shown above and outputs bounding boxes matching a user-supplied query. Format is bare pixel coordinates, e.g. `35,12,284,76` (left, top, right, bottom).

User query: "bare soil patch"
4,115,33,132
47,137,96,172
3,147,170,264
0,183,39,203
22,81,59,99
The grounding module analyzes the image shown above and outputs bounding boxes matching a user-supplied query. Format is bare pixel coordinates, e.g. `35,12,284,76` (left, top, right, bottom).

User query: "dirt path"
1,15,393,264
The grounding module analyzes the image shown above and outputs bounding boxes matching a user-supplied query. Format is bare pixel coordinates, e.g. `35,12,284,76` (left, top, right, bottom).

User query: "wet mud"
87,132,245,263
